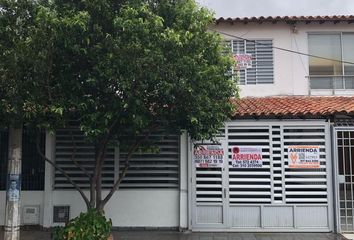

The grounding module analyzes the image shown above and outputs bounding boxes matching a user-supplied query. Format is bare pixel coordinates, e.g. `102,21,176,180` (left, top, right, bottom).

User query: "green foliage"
0,0,238,209
53,209,112,240
0,0,237,141
0,0,67,129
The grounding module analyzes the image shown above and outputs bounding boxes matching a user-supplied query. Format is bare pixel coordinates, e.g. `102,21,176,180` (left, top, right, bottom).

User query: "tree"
0,0,237,211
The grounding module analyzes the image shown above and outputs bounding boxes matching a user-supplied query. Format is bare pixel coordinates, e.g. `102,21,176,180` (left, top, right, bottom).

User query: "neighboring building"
1,15,354,233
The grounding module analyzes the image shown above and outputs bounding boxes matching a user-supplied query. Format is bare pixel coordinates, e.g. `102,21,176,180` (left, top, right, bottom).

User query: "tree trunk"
4,127,22,240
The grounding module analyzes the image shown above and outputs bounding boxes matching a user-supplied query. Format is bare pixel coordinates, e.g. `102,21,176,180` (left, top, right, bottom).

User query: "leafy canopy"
0,0,237,141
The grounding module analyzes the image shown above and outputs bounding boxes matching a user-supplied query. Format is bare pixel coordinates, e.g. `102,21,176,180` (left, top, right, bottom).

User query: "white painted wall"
0,191,44,226
1,132,185,229
213,21,354,97
51,190,179,227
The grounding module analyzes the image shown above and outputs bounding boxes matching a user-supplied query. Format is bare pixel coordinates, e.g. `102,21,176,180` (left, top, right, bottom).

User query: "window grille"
0,129,45,190
230,39,274,85
22,129,45,190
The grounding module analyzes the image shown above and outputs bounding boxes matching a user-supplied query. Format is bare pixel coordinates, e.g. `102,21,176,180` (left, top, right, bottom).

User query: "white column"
4,127,22,240
179,132,188,230
42,132,55,228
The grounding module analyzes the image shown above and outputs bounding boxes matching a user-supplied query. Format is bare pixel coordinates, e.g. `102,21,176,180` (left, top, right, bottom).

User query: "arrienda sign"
231,146,263,168
233,54,253,70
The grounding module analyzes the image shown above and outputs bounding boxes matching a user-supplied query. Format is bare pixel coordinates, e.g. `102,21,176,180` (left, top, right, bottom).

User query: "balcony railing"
307,75,354,95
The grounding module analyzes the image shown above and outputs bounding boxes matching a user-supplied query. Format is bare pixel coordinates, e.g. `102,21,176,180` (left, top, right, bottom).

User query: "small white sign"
288,146,320,168
233,54,253,70
231,146,263,168
193,145,225,168
7,174,20,202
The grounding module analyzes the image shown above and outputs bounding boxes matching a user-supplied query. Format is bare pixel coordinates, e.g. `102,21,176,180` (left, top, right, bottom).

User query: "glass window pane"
309,34,342,76
343,33,354,74
343,34,354,89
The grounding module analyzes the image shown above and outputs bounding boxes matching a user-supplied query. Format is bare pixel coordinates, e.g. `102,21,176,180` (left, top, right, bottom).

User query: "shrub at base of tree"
53,209,112,240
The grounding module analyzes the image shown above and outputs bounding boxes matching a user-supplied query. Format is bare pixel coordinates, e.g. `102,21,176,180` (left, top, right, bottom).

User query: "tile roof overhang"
216,15,354,24
232,96,354,119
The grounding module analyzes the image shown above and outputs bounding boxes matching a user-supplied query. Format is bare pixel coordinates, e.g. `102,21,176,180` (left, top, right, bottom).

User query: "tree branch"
69,130,92,180
100,124,157,208
36,133,91,209
91,119,118,208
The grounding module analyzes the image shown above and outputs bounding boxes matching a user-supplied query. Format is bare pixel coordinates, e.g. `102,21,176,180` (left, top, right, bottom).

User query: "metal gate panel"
228,125,272,204
191,120,333,232
334,128,354,233
192,140,228,229
283,125,328,204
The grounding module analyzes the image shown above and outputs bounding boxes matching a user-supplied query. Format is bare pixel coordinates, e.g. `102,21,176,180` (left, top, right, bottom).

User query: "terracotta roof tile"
216,15,354,24
232,96,354,118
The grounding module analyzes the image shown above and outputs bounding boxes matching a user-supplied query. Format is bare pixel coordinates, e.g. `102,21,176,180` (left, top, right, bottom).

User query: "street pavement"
0,230,348,240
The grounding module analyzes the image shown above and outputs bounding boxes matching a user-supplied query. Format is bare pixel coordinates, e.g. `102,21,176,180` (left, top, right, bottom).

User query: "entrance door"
191,141,229,229
335,129,354,232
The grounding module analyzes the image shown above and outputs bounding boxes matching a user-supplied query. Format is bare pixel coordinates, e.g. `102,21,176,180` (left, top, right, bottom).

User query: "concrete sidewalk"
0,230,348,240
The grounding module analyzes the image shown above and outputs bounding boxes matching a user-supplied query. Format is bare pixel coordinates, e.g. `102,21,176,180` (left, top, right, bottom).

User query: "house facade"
1,15,354,233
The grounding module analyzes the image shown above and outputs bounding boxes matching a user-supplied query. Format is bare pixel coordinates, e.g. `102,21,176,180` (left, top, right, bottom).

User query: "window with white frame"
308,33,354,89
227,39,274,85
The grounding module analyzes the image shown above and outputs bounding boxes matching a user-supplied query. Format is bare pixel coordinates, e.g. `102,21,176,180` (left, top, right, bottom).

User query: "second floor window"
228,39,274,85
308,33,354,89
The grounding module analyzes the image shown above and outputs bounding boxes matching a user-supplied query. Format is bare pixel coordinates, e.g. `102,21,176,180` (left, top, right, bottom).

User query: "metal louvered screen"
192,121,332,231
119,133,180,189
228,126,272,204
283,126,328,204
54,126,115,189
231,39,274,85
196,167,223,203
226,123,328,204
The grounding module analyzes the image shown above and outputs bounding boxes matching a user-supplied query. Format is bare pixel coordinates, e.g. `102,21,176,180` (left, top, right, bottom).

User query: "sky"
196,0,354,18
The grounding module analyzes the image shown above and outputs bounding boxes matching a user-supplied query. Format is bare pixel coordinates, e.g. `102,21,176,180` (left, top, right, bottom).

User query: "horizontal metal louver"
272,125,283,203
227,125,272,204
54,126,114,189
196,166,223,203
230,39,274,85
225,122,329,205
283,126,328,204
119,132,180,189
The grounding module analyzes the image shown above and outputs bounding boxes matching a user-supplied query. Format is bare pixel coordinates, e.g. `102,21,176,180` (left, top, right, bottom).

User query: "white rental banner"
193,144,225,168
233,54,253,70
231,146,263,168
288,145,320,168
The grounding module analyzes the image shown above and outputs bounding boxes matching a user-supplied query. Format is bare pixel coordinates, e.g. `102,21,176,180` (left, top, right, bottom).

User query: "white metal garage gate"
191,121,334,232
